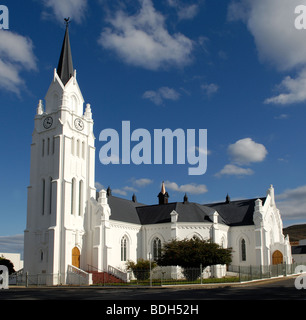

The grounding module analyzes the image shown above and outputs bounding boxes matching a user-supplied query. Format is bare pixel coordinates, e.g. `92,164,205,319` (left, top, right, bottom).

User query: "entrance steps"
90,271,125,285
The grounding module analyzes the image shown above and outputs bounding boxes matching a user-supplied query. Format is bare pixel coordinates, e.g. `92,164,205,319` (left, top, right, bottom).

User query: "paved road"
0,276,305,300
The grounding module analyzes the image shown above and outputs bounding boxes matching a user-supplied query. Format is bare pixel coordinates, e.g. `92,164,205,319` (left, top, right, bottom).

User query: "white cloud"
228,0,306,71
276,185,306,221
216,138,267,177
95,181,104,191
0,234,24,256
228,138,268,165
164,180,208,194
216,164,254,177
132,178,153,187
123,186,138,192
228,0,306,105
143,87,180,105
99,0,194,70
112,189,128,196
0,30,37,95
42,0,88,24
201,83,219,97
265,69,306,105
167,0,200,20
274,114,289,120
113,185,138,196
111,178,153,197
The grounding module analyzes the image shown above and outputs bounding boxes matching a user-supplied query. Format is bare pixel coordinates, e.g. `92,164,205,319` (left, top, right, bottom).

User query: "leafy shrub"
126,259,157,281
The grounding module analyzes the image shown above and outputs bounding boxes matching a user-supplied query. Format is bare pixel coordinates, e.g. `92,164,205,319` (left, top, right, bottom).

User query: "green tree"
126,259,157,281
157,238,232,281
0,256,15,275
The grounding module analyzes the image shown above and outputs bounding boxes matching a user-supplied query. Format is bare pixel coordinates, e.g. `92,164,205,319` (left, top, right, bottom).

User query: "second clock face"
43,116,53,129
74,118,84,131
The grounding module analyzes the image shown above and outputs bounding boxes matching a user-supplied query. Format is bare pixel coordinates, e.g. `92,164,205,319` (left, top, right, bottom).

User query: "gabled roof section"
57,23,74,86
106,196,215,225
204,198,266,226
103,192,266,227
107,195,143,225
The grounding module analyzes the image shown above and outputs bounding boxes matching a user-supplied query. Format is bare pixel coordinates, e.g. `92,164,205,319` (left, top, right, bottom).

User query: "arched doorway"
72,247,80,268
272,250,283,265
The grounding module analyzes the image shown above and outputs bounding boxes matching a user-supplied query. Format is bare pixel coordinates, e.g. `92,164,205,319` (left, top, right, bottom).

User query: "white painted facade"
23,28,292,285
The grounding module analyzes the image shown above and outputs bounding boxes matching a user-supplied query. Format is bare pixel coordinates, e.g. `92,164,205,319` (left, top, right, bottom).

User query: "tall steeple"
57,18,74,86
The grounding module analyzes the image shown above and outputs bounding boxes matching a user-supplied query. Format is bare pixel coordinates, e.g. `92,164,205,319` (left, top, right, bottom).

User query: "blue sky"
1,0,306,255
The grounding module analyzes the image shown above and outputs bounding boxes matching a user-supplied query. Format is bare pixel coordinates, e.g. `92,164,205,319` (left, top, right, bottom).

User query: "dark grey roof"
292,245,306,255
107,196,215,225
136,202,215,225
104,194,266,227
204,198,266,226
57,24,74,86
107,195,144,225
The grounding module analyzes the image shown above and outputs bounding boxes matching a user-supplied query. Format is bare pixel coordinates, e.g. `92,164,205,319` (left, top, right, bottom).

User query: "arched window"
78,180,83,216
152,237,162,261
71,178,76,215
47,138,50,155
71,95,78,113
76,139,80,157
241,239,246,262
121,237,128,262
42,139,45,157
49,177,53,214
221,236,226,248
42,179,45,215
71,137,75,155
52,136,55,154
82,141,85,159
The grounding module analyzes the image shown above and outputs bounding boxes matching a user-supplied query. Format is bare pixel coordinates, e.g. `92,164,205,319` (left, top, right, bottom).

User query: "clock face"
43,116,53,129
74,118,84,131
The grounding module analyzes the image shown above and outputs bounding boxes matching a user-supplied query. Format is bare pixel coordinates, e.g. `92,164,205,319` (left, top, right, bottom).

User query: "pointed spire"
226,193,231,204
37,99,44,115
183,193,189,204
132,193,137,203
57,18,74,86
107,186,112,196
161,181,166,195
158,181,169,205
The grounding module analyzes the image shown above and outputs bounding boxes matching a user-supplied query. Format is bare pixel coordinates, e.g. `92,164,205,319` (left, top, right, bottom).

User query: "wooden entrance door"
272,250,283,265
72,247,80,268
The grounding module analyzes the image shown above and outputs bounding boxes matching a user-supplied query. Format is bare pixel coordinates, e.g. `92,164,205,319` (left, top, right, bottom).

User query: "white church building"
24,24,292,285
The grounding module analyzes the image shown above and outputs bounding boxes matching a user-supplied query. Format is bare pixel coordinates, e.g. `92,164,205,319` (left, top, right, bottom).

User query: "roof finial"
64,17,71,27
226,193,231,203
158,181,169,205
161,181,166,195
183,193,189,204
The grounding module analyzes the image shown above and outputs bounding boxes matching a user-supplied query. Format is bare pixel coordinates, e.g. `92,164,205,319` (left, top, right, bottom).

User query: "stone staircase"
90,271,125,285
87,265,129,285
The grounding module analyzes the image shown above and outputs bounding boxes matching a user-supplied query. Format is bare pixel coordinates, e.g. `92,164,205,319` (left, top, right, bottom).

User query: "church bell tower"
24,21,96,285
